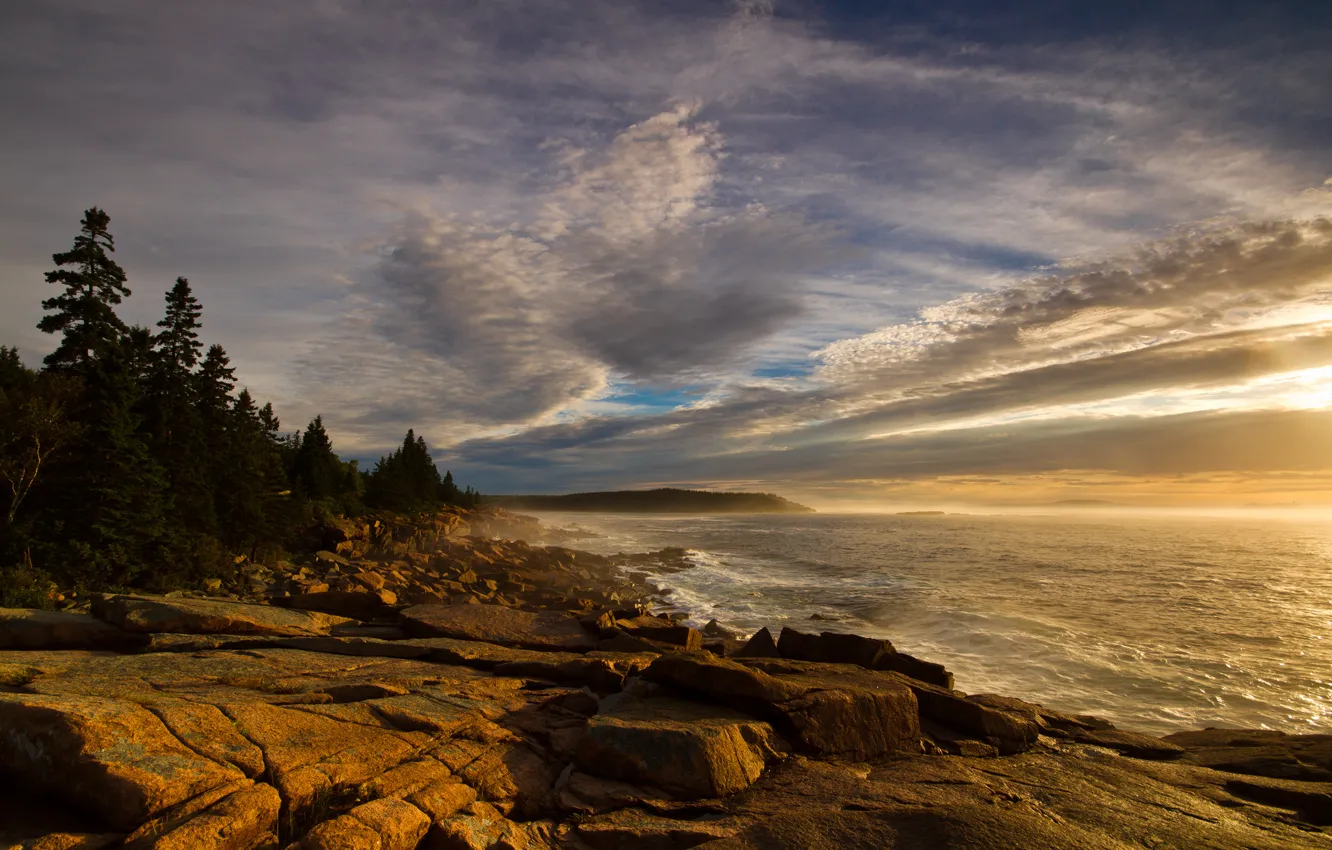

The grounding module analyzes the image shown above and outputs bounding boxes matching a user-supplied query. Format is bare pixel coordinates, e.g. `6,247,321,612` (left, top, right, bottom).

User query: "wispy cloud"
1,0,1329,500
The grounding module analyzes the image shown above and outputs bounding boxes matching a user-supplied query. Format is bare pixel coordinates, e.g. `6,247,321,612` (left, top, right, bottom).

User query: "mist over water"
534,511,1332,735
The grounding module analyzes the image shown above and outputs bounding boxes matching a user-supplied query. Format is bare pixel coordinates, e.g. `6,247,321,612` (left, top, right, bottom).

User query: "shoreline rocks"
1,514,1329,848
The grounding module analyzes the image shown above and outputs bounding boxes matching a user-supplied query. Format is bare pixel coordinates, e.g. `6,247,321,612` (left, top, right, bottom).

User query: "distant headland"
488,487,816,514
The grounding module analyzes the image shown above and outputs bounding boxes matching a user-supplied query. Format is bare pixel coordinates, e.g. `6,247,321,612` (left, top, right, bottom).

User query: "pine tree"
156,278,202,372
365,429,448,511
144,279,210,534
290,416,344,501
46,341,168,587
38,208,131,373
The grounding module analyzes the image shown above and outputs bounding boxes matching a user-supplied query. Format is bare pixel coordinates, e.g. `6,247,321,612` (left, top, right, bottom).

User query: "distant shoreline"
488,487,815,514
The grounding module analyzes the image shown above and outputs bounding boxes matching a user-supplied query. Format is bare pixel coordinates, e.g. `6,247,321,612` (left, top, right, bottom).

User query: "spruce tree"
38,208,131,372
290,416,344,501
48,340,168,587
156,278,203,371
145,279,210,535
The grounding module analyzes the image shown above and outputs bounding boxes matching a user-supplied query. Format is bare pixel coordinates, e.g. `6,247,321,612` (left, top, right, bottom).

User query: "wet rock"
400,604,596,652
616,616,703,650
298,798,430,850
0,692,246,830
92,595,354,637
776,627,889,668
965,693,1111,736
646,653,919,760
702,620,739,640
702,638,747,658
1222,775,1332,826
0,608,138,651
1068,728,1186,760
732,628,779,659
873,651,954,690
776,627,954,688
844,667,1038,755
575,695,781,799
1164,728,1332,781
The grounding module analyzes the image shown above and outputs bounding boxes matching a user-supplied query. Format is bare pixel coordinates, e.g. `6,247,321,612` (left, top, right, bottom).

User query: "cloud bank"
1,0,1330,502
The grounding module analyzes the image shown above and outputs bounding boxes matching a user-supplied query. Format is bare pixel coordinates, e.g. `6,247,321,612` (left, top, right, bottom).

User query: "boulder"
645,652,919,760
862,670,1038,755
298,798,430,850
776,627,954,688
0,692,246,830
873,651,954,690
0,608,137,651
400,603,596,652
615,616,703,650
733,627,779,658
575,695,781,799
91,595,353,637
284,590,398,622
702,619,739,639
777,627,889,668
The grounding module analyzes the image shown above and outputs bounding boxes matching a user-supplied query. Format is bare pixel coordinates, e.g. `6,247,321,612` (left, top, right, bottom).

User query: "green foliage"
0,558,55,609
1,207,484,596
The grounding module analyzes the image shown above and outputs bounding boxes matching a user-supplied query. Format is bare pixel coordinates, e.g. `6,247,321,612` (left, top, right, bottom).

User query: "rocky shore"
1,511,1329,849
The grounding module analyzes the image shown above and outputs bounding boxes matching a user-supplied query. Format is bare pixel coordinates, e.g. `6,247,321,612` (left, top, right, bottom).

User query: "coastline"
1,508,1328,848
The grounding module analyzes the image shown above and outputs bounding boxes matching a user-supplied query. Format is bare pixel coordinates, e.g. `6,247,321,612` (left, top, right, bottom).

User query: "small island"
489,487,815,514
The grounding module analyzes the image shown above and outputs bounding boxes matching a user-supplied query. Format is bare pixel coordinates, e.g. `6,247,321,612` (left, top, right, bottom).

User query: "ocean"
529,510,1332,735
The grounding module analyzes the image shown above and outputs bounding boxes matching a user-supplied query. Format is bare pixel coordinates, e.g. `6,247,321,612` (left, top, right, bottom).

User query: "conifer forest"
0,208,480,606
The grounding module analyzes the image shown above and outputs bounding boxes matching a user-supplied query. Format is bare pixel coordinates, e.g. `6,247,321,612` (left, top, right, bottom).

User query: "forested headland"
0,208,479,606
490,488,815,514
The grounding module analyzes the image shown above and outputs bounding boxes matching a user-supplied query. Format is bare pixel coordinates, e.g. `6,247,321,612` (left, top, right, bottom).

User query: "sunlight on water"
539,511,1332,734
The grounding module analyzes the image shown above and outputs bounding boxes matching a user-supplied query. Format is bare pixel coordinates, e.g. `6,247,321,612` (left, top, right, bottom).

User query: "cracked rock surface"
2,528,1329,849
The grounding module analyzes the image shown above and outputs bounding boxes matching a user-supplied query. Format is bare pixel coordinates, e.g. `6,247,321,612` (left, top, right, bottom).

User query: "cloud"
2,0,1330,488
301,105,831,437
448,216,1332,492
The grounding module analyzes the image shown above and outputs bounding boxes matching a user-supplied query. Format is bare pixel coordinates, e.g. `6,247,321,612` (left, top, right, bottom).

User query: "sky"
2,0,1331,508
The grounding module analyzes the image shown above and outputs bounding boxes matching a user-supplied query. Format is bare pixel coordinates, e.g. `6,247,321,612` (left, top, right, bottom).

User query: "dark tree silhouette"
38,208,131,372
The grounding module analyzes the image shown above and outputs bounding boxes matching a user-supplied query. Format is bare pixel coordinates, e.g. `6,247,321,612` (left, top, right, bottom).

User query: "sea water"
530,510,1332,735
